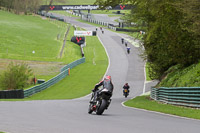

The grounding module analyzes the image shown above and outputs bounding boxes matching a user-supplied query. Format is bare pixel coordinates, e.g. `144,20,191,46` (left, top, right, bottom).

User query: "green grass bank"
0,34,108,100
0,10,108,99
158,63,200,87
0,10,84,89
0,10,82,63
124,95,200,120
25,35,108,100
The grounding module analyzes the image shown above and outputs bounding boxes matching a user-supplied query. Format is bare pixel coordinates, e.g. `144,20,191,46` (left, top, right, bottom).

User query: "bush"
0,62,33,90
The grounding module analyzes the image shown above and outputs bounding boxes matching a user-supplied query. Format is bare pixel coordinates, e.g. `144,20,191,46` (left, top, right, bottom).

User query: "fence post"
68,68,70,75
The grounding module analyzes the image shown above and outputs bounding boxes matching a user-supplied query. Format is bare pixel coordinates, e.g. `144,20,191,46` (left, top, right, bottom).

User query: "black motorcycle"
88,88,112,115
123,88,129,98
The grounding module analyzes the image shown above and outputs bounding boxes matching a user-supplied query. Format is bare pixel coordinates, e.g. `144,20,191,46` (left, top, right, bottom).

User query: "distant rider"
121,38,124,44
127,47,131,54
123,83,130,94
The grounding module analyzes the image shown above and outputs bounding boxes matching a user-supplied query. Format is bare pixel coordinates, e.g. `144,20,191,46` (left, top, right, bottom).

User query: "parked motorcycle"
88,88,112,115
123,88,129,98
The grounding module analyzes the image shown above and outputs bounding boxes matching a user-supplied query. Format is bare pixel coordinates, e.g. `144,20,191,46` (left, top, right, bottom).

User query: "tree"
0,62,33,90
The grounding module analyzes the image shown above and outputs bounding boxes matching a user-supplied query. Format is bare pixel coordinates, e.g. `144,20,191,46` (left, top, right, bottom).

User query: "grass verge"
0,10,82,64
124,95,200,120
117,31,143,41
145,62,152,81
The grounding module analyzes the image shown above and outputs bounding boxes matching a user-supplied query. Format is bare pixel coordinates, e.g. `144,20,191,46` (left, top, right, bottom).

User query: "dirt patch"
0,59,65,75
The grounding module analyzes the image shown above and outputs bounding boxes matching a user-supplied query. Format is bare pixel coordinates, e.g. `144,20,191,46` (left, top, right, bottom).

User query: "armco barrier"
24,57,85,97
150,87,200,108
0,89,24,99
60,58,85,72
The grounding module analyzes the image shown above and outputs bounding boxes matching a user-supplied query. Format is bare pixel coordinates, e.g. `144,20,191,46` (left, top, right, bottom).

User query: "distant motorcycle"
123,88,129,98
88,88,112,115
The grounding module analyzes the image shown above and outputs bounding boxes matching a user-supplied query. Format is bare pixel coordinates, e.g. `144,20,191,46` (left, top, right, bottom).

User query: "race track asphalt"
0,15,200,133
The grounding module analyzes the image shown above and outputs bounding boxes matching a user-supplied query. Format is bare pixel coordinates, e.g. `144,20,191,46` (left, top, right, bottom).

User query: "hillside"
0,10,81,63
0,10,83,83
0,10,109,98
158,63,200,87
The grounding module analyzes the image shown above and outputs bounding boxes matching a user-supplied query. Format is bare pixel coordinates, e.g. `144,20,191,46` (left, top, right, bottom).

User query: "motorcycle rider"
123,83,130,95
121,38,124,44
91,75,114,103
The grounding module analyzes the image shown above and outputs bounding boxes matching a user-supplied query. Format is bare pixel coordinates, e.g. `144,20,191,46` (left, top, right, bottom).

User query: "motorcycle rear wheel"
96,99,107,115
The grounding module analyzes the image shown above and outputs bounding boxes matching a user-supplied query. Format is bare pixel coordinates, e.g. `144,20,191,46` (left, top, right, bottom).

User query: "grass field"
0,10,83,89
0,10,82,66
124,95,200,120
0,10,108,99
0,10,82,63
114,30,143,41
25,35,108,100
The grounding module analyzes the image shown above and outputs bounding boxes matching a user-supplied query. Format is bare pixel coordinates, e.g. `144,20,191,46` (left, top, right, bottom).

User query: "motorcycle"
123,88,129,98
88,88,112,115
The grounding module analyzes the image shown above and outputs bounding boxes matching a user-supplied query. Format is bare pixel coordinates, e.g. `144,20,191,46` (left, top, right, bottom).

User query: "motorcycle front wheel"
88,103,93,114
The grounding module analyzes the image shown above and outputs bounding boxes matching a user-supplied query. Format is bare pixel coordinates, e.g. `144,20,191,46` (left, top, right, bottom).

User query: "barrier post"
68,68,70,75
